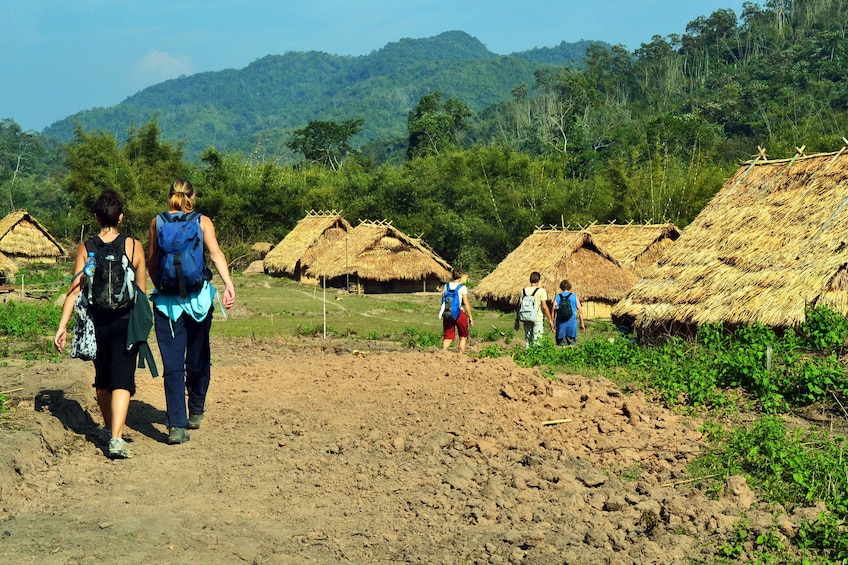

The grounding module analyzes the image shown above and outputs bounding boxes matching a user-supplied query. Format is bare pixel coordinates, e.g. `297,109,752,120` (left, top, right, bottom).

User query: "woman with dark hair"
54,189,146,459
147,178,235,445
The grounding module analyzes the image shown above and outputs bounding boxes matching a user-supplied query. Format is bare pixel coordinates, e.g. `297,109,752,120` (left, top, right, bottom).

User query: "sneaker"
168,427,190,445
108,438,132,459
98,428,111,445
187,413,204,430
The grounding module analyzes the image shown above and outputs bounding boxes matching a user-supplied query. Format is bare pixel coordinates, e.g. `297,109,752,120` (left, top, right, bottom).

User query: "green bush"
692,416,848,562
0,301,62,337
400,327,442,349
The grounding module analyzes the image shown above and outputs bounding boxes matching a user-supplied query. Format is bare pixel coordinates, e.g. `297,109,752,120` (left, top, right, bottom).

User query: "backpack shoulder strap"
121,234,136,263
531,287,538,296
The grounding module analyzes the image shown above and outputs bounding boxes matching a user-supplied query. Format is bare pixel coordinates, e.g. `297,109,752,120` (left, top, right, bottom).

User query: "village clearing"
0,324,825,563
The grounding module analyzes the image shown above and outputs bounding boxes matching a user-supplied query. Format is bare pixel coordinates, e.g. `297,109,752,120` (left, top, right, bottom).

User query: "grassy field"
217,274,509,341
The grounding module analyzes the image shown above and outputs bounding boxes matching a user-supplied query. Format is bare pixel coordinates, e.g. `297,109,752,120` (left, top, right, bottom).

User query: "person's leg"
523,321,534,348
442,318,455,350
96,388,112,431
154,311,190,430
456,312,469,353
184,308,213,420
110,389,131,438
532,320,544,344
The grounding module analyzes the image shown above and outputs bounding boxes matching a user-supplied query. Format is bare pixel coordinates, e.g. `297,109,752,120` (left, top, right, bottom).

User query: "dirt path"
0,337,818,564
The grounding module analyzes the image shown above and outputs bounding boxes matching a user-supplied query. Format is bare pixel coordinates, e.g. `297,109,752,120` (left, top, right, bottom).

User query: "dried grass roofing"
306,220,452,282
263,211,351,275
613,148,848,329
0,250,18,277
585,223,680,277
473,229,638,304
0,211,66,257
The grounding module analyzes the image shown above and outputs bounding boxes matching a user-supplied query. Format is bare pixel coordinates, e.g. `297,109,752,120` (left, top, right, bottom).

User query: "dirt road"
0,337,817,564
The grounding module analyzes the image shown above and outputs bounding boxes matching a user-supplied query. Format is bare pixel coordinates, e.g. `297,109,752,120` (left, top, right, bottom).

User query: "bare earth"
0,336,824,564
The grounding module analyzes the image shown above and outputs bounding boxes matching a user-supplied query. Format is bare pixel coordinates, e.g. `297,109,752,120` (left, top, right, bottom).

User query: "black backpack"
84,235,136,313
556,292,574,323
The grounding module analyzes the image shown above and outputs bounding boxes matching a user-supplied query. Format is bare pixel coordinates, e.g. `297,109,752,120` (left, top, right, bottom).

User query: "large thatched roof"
613,148,848,331
306,220,451,282
263,211,351,276
473,229,638,305
586,223,680,277
0,211,66,259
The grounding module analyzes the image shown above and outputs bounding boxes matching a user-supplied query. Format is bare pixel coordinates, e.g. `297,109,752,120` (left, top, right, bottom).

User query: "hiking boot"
108,438,132,459
168,427,190,445
187,413,204,430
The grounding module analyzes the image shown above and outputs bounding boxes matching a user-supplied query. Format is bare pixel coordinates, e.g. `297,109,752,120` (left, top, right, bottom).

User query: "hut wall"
582,300,613,321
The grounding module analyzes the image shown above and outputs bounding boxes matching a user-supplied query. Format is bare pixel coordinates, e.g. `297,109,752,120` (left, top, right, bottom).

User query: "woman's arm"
200,215,235,308
130,237,146,293
146,216,159,285
461,290,473,327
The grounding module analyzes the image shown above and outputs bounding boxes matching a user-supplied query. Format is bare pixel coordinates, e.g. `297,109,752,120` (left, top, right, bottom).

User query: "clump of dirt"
0,338,822,563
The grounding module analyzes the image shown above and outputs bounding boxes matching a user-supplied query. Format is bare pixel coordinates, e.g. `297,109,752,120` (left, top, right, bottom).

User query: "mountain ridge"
45,31,603,160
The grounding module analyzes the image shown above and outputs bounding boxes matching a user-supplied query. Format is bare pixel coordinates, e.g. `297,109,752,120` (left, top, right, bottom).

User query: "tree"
286,119,364,170
407,91,472,159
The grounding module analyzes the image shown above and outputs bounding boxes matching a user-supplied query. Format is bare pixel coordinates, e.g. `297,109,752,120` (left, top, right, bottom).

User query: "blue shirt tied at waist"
151,280,224,326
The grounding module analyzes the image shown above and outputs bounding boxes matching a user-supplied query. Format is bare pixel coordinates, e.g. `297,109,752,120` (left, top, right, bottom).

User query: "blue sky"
2,1,751,132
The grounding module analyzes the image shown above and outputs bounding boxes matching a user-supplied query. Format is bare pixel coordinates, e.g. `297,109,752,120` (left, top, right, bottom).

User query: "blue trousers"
154,308,213,429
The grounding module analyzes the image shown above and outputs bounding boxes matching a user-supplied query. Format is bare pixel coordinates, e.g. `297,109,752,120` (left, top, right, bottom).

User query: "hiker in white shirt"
514,271,554,348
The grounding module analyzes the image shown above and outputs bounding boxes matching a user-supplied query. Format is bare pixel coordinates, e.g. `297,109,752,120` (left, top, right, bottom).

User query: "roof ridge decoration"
357,219,393,227
304,209,344,218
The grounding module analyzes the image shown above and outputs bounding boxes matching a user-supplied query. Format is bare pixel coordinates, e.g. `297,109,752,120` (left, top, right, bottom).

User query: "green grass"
213,275,519,343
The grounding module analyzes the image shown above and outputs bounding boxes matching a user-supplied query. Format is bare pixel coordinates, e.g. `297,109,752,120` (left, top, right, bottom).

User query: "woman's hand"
54,328,67,352
221,285,235,309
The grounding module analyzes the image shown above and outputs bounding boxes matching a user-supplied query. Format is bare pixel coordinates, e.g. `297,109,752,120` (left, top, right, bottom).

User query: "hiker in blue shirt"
554,279,584,345
439,267,473,353
147,179,235,445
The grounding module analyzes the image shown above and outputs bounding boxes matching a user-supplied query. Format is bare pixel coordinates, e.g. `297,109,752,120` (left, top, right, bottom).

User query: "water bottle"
84,251,96,279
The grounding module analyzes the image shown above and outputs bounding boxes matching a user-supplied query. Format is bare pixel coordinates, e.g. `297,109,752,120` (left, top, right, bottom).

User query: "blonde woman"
147,178,235,445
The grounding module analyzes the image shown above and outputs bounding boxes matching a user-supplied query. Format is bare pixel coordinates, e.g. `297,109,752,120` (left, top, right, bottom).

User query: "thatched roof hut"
0,211,65,261
0,250,18,284
251,242,275,258
306,220,452,293
613,148,848,339
263,211,351,281
586,223,680,277
473,229,638,317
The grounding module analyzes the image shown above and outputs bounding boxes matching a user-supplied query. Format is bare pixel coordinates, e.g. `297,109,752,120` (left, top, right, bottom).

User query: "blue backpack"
154,211,211,298
442,283,464,321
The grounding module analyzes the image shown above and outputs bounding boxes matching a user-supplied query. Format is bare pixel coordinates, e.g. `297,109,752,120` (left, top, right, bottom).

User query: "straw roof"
0,211,66,259
0,249,18,278
305,220,452,282
613,148,848,331
586,223,680,277
251,241,274,258
473,229,638,305
263,211,351,276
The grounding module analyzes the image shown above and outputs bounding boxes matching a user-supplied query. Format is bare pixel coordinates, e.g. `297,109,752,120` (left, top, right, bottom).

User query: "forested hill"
44,31,600,160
